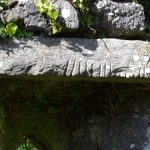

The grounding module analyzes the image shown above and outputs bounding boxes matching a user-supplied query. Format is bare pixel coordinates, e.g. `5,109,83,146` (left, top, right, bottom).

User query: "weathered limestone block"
0,37,149,77
53,0,79,29
0,0,51,34
0,0,79,35
92,0,145,37
69,115,150,150
69,91,150,150
33,0,79,29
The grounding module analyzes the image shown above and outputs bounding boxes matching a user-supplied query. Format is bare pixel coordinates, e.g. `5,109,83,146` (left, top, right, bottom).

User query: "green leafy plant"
17,138,38,150
5,20,18,37
73,0,89,12
0,20,18,38
80,14,93,27
0,19,34,38
37,0,62,34
72,0,97,36
16,29,34,38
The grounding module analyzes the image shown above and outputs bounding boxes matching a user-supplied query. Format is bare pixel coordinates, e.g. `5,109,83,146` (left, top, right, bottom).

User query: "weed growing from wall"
0,20,18,38
17,138,38,150
0,19,33,38
37,0,62,34
72,0,104,37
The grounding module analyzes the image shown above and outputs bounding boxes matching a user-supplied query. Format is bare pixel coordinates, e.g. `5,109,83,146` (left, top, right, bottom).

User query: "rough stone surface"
92,0,145,37
0,0,79,34
68,90,150,150
0,37,149,77
0,0,51,34
0,0,146,38
53,0,79,29
69,115,150,150
33,0,79,29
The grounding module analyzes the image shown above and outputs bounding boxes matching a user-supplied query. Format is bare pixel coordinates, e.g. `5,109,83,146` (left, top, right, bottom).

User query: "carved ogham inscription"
0,38,149,78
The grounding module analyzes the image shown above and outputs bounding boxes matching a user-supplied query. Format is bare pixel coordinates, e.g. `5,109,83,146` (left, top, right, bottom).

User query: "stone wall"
0,77,149,150
0,0,147,38
0,0,150,150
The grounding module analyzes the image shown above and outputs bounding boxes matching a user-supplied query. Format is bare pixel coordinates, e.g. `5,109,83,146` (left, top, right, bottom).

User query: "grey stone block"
0,0,79,35
53,0,79,29
0,0,51,34
0,37,149,77
92,0,145,37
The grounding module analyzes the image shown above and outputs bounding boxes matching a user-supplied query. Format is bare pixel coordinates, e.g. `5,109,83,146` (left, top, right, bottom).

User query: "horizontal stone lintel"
0,37,150,78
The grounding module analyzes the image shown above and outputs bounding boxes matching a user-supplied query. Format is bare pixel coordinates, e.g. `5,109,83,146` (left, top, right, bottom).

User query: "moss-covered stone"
0,76,149,149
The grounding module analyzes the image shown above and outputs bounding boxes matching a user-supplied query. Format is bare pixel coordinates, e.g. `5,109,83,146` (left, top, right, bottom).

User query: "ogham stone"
0,37,149,78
